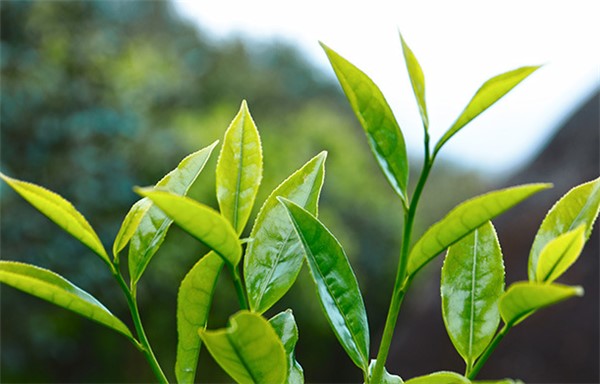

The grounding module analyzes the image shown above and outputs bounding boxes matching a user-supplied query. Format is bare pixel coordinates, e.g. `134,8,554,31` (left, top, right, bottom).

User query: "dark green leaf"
405,371,470,384
280,198,370,372
529,177,600,280
0,261,132,339
0,173,110,265
136,189,241,266
270,310,304,384
176,252,223,384
400,33,428,131
435,66,540,152
199,311,287,384
499,282,583,326
128,142,218,284
216,100,263,234
321,43,409,202
244,152,326,313
441,222,504,368
535,226,585,283
408,184,551,278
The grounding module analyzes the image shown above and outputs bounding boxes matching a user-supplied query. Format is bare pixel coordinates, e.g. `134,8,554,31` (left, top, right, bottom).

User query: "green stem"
467,323,512,379
232,266,249,310
113,271,169,384
371,147,435,383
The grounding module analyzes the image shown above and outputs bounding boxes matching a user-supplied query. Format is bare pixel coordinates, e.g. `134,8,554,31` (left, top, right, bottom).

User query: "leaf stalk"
467,323,512,379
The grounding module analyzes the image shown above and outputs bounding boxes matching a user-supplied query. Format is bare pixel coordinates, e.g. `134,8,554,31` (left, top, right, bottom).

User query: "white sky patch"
174,0,599,175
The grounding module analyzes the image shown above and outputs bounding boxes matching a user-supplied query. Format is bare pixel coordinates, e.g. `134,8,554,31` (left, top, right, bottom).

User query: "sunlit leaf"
472,380,524,384
408,184,551,278
528,177,600,280
128,142,218,284
244,152,326,313
441,222,504,368
405,371,470,384
136,189,241,266
216,100,263,234
199,311,287,384
499,282,583,326
435,66,540,152
535,226,585,283
175,252,223,384
0,261,132,339
400,32,428,131
280,198,370,373
368,359,403,384
112,198,152,259
321,42,409,202
270,310,304,384
0,173,110,265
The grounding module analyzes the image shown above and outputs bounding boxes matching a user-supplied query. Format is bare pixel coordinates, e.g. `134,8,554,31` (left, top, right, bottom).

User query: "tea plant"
1,34,599,383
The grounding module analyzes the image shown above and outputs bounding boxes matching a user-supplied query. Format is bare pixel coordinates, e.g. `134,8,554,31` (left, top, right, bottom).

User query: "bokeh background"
1,1,598,383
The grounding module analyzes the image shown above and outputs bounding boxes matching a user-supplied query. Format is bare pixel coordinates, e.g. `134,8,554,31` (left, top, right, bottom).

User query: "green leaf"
280,198,370,372
269,310,304,384
499,282,583,326
400,33,428,131
408,183,551,278
128,142,218,284
528,177,600,280
405,371,470,384
244,152,326,313
175,252,223,384
216,100,263,234
0,173,110,265
136,189,241,267
0,261,132,339
435,66,540,152
321,42,409,202
441,222,504,368
112,198,152,259
199,310,287,384
535,226,586,283
368,360,403,384
473,380,523,384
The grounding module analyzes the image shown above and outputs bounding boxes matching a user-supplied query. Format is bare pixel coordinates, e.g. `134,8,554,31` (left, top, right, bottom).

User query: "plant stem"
113,270,169,384
371,149,434,383
467,323,512,379
232,266,249,310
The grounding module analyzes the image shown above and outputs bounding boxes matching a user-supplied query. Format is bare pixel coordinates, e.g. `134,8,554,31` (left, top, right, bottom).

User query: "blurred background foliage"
1,1,596,383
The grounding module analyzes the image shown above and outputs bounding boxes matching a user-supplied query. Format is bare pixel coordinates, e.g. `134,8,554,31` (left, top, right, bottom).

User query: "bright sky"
174,0,599,175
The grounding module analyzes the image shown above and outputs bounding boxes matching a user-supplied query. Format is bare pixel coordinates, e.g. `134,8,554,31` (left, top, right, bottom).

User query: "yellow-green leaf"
0,261,132,339
405,371,470,384
321,42,409,202
408,184,551,278
136,188,241,266
269,310,304,384
199,311,287,384
499,282,583,326
176,252,223,384
529,177,600,280
0,173,109,264
216,100,263,234
435,66,540,152
400,32,428,131
535,226,586,283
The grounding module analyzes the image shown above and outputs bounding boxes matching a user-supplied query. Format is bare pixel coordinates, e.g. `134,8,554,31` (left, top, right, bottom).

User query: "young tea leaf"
441,222,504,368
280,198,370,373
244,152,326,314
528,177,600,280
405,371,470,384
400,32,428,131
321,43,409,202
199,311,287,384
499,282,583,326
216,100,263,234
535,226,586,283
408,183,551,278
112,198,152,259
136,189,241,267
368,359,403,384
176,252,223,384
0,173,110,265
128,142,218,284
269,310,304,384
0,261,132,339
435,66,540,152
